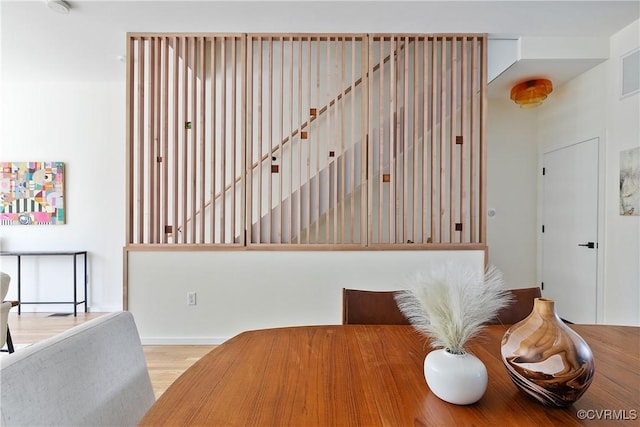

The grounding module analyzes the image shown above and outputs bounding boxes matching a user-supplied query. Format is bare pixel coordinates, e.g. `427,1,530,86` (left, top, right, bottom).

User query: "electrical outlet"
187,291,197,305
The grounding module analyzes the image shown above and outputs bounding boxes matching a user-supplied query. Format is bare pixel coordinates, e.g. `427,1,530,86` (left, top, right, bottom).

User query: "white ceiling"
1,0,639,101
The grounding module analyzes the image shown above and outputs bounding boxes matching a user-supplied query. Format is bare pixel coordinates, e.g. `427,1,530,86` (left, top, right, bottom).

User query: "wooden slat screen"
366,35,485,245
246,35,367,245
126,33,486,248
127,34,245,245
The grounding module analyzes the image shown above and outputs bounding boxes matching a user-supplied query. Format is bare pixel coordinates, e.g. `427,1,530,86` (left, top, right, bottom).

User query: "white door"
542,138,599,323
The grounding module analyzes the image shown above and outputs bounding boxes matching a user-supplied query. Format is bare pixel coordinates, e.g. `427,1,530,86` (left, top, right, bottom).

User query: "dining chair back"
489,287,542,325
342,288,410,325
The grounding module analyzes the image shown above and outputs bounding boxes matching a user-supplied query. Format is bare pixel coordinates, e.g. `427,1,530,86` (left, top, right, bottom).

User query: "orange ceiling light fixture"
510,79,553,108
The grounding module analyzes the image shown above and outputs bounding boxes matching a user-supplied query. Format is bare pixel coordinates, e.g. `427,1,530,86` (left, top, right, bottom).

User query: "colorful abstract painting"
0,161,65,225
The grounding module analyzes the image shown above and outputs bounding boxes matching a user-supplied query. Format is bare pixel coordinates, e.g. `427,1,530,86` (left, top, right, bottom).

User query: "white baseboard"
140,336,230,345
88,306,121,313
14,305,121,313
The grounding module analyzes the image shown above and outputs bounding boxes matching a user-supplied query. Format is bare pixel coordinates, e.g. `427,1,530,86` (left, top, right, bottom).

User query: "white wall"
0,82,125,312
537,20,639,326
486,99,538,288
128,250,485,343
604,21,640,325
537,66,607,148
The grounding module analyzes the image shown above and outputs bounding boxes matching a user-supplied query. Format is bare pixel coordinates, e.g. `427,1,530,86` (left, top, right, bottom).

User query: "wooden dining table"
139,324,639,426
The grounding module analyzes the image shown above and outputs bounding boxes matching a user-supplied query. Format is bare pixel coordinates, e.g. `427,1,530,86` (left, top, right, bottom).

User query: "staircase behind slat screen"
126,33,487,248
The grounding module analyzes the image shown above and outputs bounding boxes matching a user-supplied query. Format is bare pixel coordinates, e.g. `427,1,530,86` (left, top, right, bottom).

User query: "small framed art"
0,161,65,225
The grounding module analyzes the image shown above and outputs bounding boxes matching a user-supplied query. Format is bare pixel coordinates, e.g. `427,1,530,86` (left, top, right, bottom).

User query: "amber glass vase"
500,298,595,407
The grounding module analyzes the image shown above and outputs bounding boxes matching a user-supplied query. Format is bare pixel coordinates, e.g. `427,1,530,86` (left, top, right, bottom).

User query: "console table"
0,251,88,316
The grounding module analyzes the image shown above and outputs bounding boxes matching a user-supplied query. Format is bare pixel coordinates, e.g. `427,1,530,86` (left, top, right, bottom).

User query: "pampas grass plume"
395,263,511,355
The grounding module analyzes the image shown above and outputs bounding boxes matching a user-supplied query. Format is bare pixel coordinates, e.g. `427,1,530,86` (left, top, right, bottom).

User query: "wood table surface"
139,324,639,426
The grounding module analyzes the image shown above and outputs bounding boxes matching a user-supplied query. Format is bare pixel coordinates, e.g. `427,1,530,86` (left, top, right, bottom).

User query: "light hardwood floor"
2,312,216,398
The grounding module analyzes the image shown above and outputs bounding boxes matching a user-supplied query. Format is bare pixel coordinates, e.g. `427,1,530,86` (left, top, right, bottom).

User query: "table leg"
16,255,21,315
84,252,88,313
73,254,77,317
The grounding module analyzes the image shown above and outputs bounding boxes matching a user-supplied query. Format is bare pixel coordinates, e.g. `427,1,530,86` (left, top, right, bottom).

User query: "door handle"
578,242,596,249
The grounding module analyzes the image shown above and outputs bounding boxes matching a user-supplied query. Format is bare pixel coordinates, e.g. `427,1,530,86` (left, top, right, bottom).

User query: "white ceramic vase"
424,349,488,405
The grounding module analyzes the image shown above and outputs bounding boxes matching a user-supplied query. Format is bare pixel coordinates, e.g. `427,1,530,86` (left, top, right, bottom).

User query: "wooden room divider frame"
125,33,487,249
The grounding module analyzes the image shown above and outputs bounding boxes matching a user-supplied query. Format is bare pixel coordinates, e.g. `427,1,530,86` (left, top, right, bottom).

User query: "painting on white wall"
0,161,65,225
620,147,640,216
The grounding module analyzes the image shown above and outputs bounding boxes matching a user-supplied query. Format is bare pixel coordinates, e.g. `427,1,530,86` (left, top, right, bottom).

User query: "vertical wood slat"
329,37,334,243
181,37,188,243
349,37,354,244
297,39,303,244
395,38,402,243
231,38,237,243
389,36,396,244
125,36,135,244
460,37,467,244
339,38,345,244
188,37,195,242
422,37,429,243
183,37,192,243
268,37,273,243
287,37,294,244
479,36,488,244
325,38,331,244
333,37,339,244
362,37,374,245
377,37,384,244
240,36,247,246
172,37,179,244
328,38,333,244
412,37,419,243
278,36,284,243
449,38,457,242
246,36,253,245
256,36,263,244
470,36,477,243
360,38,368,246
402,36,409,243
155,37,162,243
137,38,145,244
306,37,312,244
199,37,206,243
161,37,169,244
336,39,343,243
148,37,155,243
396,37,403,243
153,37,161,243
190,37,197,243
430,36,437,243
439,36,446,243
315,37,320,243
209,37,224,243
220,37,227,243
